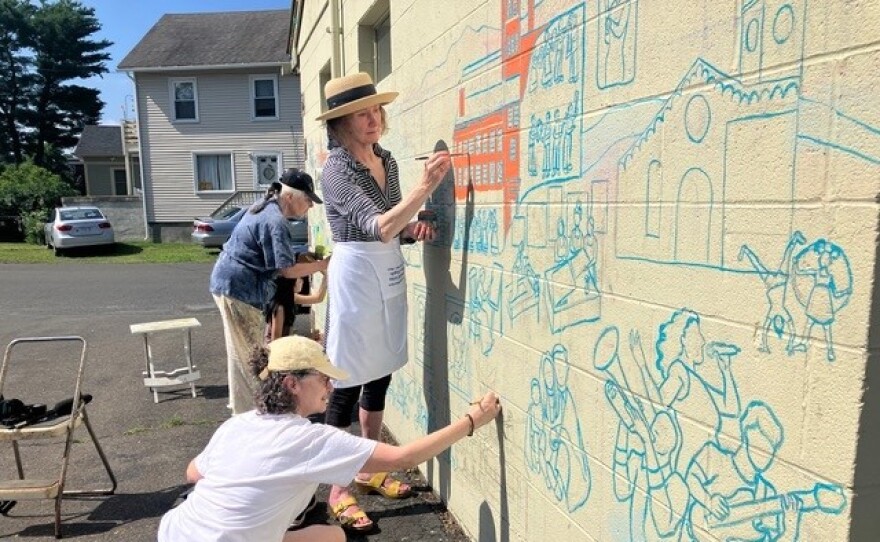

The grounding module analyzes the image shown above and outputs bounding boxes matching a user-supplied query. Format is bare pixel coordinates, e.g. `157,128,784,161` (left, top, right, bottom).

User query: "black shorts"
323,374,392,427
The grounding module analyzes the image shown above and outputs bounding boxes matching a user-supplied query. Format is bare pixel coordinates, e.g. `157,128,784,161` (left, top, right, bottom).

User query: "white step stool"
130,317,202,403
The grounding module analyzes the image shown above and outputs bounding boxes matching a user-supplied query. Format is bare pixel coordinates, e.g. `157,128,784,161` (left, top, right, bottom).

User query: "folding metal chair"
0,336,117,539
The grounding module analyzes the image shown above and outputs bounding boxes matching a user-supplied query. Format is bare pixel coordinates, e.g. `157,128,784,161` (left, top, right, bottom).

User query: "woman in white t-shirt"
158,335,501,542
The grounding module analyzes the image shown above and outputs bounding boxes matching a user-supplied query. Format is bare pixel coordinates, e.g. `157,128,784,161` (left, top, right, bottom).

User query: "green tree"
28,0,111,165
0,0,36,164
0,0,110,169
0,161,76,219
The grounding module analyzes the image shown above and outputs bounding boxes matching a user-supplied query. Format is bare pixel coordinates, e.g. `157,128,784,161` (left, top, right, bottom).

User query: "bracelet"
464,413,475,437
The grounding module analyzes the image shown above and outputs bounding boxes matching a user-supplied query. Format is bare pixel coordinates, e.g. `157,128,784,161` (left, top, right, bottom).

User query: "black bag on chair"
0,393,92,428
0,395,44,428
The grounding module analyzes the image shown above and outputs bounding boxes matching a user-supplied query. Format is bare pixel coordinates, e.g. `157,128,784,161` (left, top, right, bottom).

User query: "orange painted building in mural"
452,0,541,231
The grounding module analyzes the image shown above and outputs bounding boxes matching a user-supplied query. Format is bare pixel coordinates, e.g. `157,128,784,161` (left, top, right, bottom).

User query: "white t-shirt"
158,410,377,542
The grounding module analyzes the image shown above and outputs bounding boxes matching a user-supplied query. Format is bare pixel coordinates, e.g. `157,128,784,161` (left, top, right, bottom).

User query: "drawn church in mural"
616,0,805,270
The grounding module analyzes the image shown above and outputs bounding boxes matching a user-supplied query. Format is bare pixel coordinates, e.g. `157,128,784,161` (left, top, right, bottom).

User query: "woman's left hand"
405,220,436,242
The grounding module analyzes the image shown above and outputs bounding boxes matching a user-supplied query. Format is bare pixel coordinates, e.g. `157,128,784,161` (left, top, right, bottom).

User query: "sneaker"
288,494,318,530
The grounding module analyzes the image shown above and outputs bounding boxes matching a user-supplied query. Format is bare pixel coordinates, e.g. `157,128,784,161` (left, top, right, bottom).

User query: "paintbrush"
415,152,469,160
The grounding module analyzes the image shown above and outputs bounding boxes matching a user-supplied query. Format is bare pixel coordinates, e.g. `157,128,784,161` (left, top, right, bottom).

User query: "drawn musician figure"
685,401,846,541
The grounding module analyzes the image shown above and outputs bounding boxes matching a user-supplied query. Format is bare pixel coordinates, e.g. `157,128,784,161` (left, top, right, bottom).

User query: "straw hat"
316,72,398,121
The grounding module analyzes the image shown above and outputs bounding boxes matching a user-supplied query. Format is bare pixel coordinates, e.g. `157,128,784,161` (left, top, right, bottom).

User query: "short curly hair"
248,345,311,415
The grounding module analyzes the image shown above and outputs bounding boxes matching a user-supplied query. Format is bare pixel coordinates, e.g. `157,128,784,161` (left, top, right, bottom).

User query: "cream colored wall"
296,1,880,540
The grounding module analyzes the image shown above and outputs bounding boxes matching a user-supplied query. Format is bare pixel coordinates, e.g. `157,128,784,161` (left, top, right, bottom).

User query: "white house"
118,8,304,241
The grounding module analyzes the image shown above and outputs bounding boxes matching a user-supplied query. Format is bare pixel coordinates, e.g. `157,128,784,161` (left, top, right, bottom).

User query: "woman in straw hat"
157,336,501,541
316,72,452,530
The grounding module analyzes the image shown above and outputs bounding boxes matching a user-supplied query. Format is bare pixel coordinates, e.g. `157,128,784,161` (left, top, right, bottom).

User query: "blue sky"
79,0,291,124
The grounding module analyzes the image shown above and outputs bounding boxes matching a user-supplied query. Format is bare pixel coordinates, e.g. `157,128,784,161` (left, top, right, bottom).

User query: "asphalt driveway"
0,263,467,541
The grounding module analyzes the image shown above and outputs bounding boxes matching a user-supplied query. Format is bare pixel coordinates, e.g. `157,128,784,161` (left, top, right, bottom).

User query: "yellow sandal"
354,472,412,499
328,496,373,532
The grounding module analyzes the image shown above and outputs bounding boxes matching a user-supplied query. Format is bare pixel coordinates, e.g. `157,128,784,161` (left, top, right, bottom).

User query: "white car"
44,206,115,256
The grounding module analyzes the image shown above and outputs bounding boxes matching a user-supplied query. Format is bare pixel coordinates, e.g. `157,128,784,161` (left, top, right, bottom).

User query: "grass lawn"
0,241,220,264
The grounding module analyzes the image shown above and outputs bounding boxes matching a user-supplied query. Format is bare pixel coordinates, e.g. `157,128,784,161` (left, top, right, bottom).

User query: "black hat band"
326,84,377,110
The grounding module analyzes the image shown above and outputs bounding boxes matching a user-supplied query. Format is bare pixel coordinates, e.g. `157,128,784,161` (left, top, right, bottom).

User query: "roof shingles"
74,125,123,158
118,10,290,70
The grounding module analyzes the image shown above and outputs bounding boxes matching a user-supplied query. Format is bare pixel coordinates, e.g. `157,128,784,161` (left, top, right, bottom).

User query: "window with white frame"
318,61,331,116
358,0,392,83
251,75,279,119
171,78,198,122
194,153,234,192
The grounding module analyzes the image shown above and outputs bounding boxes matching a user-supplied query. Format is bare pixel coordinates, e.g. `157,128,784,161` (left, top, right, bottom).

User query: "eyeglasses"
295,370,331,385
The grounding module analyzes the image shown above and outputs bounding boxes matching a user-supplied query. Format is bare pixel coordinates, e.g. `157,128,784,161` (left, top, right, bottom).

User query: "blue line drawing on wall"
526,94,582,184
447,2,587,234
646,310,743,455
685,94,712,144
506,175,604,335
506,215,542,325
739,0,807,81
594,310,847,540
616,59,800,271
594,326,689,540
645,160,662,238
528,8,583,93
674,167,714,264
739,231,807,355
387,371,428,434
721,107,799,267
544,210,601,332
400,243,423,269
684,402,846,541
519,4,586,195
526,344,592,512
594,310,744,540
452,208,501,255
797,97,880,166
596,0,638,89
790,239,853,361
466,263,504,356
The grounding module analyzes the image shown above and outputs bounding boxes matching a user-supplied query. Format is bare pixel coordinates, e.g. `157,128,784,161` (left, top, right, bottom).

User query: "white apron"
326,240,408,387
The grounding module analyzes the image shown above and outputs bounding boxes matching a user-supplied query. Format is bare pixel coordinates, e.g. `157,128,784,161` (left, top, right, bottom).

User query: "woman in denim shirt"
210,169,328,415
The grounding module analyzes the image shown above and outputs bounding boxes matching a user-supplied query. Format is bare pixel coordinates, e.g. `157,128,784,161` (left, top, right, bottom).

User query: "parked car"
191,205,308,249
44,206,115,256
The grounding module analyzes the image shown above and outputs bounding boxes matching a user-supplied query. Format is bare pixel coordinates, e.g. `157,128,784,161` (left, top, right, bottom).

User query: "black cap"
279,168,322,204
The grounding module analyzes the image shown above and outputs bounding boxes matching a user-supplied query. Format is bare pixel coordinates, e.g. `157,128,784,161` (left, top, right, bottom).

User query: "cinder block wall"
297,1,880,540
62,196,146,241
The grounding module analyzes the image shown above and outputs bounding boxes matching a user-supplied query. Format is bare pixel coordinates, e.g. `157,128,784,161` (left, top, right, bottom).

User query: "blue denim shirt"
209,201,298,309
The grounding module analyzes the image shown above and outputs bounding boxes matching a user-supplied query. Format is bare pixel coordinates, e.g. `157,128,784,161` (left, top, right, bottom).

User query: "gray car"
191,206,308,249
44,206,115,256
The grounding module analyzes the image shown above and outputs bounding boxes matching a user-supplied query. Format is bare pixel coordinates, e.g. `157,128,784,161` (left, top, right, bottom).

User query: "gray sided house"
73,124,140,196
118,9,303,242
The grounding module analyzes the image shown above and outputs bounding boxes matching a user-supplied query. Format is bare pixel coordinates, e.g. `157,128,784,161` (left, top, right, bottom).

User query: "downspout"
127,71,151,241
290,0,305,73
329,0,341,77
120,119,131,195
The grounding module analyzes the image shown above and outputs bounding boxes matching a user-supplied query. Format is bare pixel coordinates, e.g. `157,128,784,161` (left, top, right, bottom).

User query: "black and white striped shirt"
321,144,402,242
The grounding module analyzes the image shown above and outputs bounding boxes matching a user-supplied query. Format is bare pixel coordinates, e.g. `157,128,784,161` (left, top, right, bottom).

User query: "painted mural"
302,0,878,539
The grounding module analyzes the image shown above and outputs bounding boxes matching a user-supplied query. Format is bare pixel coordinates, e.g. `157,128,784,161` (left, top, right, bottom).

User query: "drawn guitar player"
685,401,846,541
